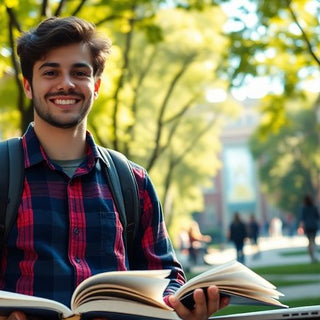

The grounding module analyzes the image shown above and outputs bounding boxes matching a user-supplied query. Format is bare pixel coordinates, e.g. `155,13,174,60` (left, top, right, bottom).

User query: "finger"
168,295,189,319
193,288,209,318
206,286,221,316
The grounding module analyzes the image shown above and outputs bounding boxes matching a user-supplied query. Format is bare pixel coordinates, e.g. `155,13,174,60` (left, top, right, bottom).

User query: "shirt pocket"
85,210,124,257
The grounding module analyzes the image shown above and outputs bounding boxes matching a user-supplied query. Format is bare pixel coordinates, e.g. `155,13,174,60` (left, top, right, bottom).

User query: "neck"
33,119,87,160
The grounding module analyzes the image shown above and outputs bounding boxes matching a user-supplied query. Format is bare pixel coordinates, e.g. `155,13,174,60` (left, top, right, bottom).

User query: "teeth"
54,99,76,105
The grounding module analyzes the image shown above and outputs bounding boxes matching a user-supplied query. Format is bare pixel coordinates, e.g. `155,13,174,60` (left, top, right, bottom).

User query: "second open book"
0,260,287,320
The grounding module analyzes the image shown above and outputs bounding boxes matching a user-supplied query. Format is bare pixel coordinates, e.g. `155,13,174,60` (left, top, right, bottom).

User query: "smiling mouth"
51,98,80,105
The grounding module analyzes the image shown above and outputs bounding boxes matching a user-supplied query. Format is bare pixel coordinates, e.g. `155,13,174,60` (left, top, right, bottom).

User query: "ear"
23,77,33,99
94,78,101,99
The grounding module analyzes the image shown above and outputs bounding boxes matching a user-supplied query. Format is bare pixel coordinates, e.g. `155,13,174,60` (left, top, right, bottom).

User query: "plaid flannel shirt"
0,123,185,306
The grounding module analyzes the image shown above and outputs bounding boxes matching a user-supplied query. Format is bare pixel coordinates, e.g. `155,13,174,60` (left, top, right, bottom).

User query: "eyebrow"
38,62,92,70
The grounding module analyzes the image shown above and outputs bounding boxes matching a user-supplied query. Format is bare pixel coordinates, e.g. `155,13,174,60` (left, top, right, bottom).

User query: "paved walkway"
204,235,317,267
188,235,320,302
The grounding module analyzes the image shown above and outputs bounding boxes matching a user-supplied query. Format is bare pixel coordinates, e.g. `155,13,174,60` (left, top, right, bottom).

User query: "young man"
0,17,229,320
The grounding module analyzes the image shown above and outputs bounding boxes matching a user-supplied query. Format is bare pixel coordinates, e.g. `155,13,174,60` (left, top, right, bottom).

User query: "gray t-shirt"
53,157,86,178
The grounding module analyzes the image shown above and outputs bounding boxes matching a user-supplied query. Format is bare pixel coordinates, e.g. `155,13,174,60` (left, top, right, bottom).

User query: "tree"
0,1,236,232
250,98,319,214
217,0,320,205
89,6,232,228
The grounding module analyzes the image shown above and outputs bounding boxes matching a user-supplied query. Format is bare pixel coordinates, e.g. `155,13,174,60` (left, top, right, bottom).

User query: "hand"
0,311,27,320
168,285,229,320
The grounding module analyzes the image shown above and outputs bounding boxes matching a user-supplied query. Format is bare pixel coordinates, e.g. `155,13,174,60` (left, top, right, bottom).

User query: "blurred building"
197,98,279,242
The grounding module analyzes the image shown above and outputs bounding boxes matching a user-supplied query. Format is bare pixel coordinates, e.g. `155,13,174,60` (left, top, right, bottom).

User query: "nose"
56,74,76,91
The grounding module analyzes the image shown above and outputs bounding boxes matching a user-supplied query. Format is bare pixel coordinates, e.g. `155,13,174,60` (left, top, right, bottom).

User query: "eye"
72,70,91,77
43,70,57,77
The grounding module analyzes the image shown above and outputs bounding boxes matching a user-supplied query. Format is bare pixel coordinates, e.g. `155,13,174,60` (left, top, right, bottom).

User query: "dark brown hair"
17,16,111,82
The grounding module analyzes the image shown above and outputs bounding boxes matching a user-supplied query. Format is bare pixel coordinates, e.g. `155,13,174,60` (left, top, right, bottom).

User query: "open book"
0,260,287,320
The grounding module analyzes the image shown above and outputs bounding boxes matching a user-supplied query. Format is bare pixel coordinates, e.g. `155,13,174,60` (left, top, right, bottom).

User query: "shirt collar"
22,123,101,170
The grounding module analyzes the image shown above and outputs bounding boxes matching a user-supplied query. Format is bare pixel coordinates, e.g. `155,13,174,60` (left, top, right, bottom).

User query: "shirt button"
73,227,79,235
75,257,81,264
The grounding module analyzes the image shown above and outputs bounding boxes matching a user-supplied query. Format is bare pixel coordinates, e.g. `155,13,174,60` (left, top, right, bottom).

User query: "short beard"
32,90,91,129
34,106,83,129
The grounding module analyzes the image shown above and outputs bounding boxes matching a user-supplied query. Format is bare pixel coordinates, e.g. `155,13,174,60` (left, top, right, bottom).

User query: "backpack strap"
97,146,140,266
0,138,24,253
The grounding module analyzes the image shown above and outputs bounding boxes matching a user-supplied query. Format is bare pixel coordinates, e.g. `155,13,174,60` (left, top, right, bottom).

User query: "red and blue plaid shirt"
0,124,185,306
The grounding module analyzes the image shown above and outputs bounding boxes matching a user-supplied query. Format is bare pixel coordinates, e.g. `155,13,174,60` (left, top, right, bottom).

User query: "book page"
174,260,285,308
178,260,275,291
179,277,281,299
73,283,172,310
220,289,287,307
0,290,73,318
75,299,181,320
71,269,171,309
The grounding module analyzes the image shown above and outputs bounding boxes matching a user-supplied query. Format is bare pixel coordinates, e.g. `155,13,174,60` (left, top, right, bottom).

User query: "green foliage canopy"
0,0,237,234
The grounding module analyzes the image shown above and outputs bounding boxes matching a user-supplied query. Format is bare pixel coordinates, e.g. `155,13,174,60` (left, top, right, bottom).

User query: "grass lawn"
251,262,320,275
270,279,318,287
251,262,320,286
280,248,320,257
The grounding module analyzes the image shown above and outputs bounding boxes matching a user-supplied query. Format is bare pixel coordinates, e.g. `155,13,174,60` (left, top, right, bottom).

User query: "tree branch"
146,53,197,171
6,7,22,32
111,16,136,150
172,116,218,169
40,0,49,17
95,14,128,26
123,48,157,156
287,1,320,67
158,94,200,157
6,7,25,130
54,0,66,16
71,0,87,16
161,116,219,224
163,95,199,124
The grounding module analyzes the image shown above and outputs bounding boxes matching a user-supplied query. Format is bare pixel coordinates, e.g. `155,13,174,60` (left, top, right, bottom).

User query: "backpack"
0,137,140,266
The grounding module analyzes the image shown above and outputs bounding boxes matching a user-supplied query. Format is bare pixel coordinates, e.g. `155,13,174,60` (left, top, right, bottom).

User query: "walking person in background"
269,217,283,238
228,212,247,264
247,214,260,259
299,195,320,263
188,221,211,266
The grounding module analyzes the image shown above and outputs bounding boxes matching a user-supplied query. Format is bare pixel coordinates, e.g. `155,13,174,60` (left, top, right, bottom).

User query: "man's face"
23,43,101,129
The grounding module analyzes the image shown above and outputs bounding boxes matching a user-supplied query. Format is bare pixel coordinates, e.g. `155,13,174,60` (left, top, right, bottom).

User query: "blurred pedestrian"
285,212,297,237
187,221,211,266
176,227,191,271
228,212,247,264
299,195,320,263
269,217,283,238
247,213,260,258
